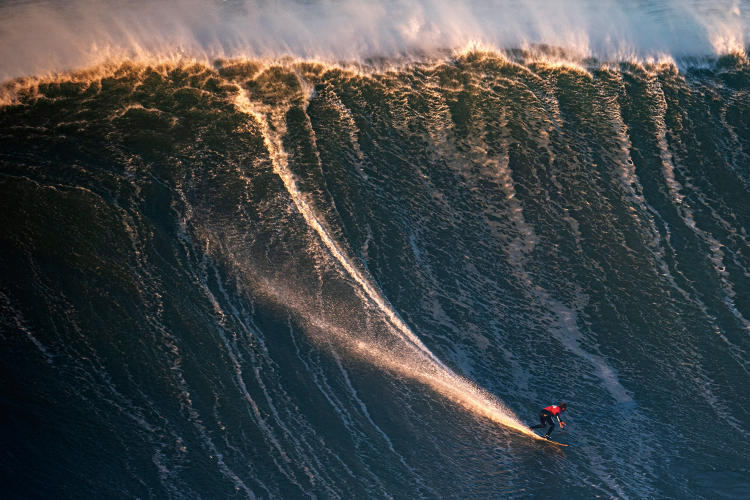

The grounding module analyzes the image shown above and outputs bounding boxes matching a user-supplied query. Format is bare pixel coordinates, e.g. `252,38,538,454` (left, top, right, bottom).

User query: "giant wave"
1,2,750,498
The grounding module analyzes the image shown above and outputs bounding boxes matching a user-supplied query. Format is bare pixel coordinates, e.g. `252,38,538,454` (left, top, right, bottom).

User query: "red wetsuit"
544,405,563,417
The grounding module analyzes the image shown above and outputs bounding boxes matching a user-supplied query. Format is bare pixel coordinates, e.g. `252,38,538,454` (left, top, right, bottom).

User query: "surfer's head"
560,402,567,411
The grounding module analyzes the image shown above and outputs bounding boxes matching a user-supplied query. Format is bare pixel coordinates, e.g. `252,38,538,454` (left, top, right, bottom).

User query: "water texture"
1,2,750,498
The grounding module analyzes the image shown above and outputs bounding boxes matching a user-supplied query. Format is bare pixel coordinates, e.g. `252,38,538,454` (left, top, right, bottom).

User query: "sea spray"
1,0,747,82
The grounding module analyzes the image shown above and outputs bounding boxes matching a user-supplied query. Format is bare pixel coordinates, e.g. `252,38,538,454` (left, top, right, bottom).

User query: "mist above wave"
0,0,747,81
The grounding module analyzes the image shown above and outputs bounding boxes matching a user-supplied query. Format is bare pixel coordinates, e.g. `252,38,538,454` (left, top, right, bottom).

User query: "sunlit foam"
252,274,538,439
1,0,747,82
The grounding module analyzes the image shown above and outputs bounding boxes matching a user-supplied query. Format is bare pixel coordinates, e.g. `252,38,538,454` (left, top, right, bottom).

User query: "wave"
1,49,749,497
1,0,748,82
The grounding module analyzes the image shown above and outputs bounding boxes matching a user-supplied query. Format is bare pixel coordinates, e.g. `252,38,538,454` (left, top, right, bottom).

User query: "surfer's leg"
531,411,547,429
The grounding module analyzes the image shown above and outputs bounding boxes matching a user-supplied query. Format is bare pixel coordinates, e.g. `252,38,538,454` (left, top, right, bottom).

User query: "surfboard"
541,439,568,447
531,433,568,447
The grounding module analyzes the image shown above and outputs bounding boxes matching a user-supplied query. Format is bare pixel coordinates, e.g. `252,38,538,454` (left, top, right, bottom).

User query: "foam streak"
234,88,538,439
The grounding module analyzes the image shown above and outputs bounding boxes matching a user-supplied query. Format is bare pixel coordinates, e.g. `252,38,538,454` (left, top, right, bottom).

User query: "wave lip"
1,0,748,82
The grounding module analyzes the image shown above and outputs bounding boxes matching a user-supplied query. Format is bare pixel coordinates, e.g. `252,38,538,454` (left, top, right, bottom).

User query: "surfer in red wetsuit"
530,402,567,439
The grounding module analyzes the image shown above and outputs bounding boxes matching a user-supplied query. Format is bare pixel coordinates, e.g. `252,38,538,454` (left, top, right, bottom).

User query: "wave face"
2,50,750,498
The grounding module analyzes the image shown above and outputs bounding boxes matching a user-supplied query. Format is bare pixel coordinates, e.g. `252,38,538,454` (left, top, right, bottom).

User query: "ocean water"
1,1,750,498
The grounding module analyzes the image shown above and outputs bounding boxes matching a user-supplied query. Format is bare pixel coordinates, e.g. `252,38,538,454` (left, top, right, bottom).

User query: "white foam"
1,0,747,82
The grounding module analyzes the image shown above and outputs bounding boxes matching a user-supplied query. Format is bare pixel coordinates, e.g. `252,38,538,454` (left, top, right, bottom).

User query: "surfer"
530,402,567,439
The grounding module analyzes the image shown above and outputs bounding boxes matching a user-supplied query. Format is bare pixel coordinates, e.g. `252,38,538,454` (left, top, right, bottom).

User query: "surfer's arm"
556,415,566,428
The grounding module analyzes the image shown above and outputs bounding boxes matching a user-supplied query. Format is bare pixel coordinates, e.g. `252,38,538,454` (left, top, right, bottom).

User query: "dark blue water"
1,49,749,498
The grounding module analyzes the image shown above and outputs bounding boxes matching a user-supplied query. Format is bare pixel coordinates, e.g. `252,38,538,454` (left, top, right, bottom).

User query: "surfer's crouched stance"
530,402,567,439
